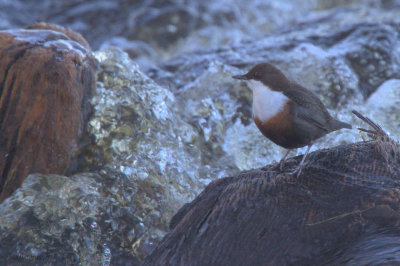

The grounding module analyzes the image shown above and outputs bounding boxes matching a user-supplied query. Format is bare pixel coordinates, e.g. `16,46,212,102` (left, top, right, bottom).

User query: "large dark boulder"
143,137,400,265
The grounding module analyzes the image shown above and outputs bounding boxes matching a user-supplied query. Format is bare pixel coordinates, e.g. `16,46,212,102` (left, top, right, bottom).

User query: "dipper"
232,63,351,175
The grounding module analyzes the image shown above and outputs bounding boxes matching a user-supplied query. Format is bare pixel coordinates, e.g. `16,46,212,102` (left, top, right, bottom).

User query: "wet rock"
5,1,400,68
79,48,235,262
143,137,400,265
150,23,400,105
0,24,95,202
340,24,400,99
0,172,139,265
365,79,400,132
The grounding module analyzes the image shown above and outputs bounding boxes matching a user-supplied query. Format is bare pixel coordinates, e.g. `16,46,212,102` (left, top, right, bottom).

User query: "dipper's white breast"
248,80,289,122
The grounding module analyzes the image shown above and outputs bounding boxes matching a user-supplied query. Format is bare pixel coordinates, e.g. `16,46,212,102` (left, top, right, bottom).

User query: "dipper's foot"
277,158,297,171
288,164,306,177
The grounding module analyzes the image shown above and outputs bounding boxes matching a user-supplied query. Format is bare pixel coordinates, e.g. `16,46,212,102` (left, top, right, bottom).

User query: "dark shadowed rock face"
143,138,400,265
0,24,95,202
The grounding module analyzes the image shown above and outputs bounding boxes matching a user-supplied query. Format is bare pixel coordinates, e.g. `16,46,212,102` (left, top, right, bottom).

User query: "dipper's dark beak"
232,74,249,80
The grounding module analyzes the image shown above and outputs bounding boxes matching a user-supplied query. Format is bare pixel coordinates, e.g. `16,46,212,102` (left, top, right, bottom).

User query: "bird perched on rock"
232,62,351,176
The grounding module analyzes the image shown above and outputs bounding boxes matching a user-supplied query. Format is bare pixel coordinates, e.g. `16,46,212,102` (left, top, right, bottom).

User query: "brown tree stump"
0,23,95,202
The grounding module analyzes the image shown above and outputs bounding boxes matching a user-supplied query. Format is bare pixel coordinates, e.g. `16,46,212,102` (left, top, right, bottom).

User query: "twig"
351,110,388,138
306,207,373,226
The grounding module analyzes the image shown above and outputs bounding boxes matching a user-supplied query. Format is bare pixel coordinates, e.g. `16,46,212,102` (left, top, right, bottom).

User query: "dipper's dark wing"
283,82,332,131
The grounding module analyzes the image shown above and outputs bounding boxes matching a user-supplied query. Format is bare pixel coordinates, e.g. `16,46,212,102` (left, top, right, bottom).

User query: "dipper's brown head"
232,63,290,91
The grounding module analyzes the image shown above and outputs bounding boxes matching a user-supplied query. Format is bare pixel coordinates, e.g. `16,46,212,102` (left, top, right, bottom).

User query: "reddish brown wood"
0,24,95,202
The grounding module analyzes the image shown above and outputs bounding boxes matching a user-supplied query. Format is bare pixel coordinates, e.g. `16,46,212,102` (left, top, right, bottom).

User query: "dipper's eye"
253,71,261,80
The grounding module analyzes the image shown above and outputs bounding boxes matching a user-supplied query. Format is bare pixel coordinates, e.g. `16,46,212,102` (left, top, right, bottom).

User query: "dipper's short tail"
330,118,352,130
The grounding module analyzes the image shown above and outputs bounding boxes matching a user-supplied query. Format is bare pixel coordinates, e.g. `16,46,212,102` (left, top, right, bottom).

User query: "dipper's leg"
294,143,312,177
279,149,291,171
